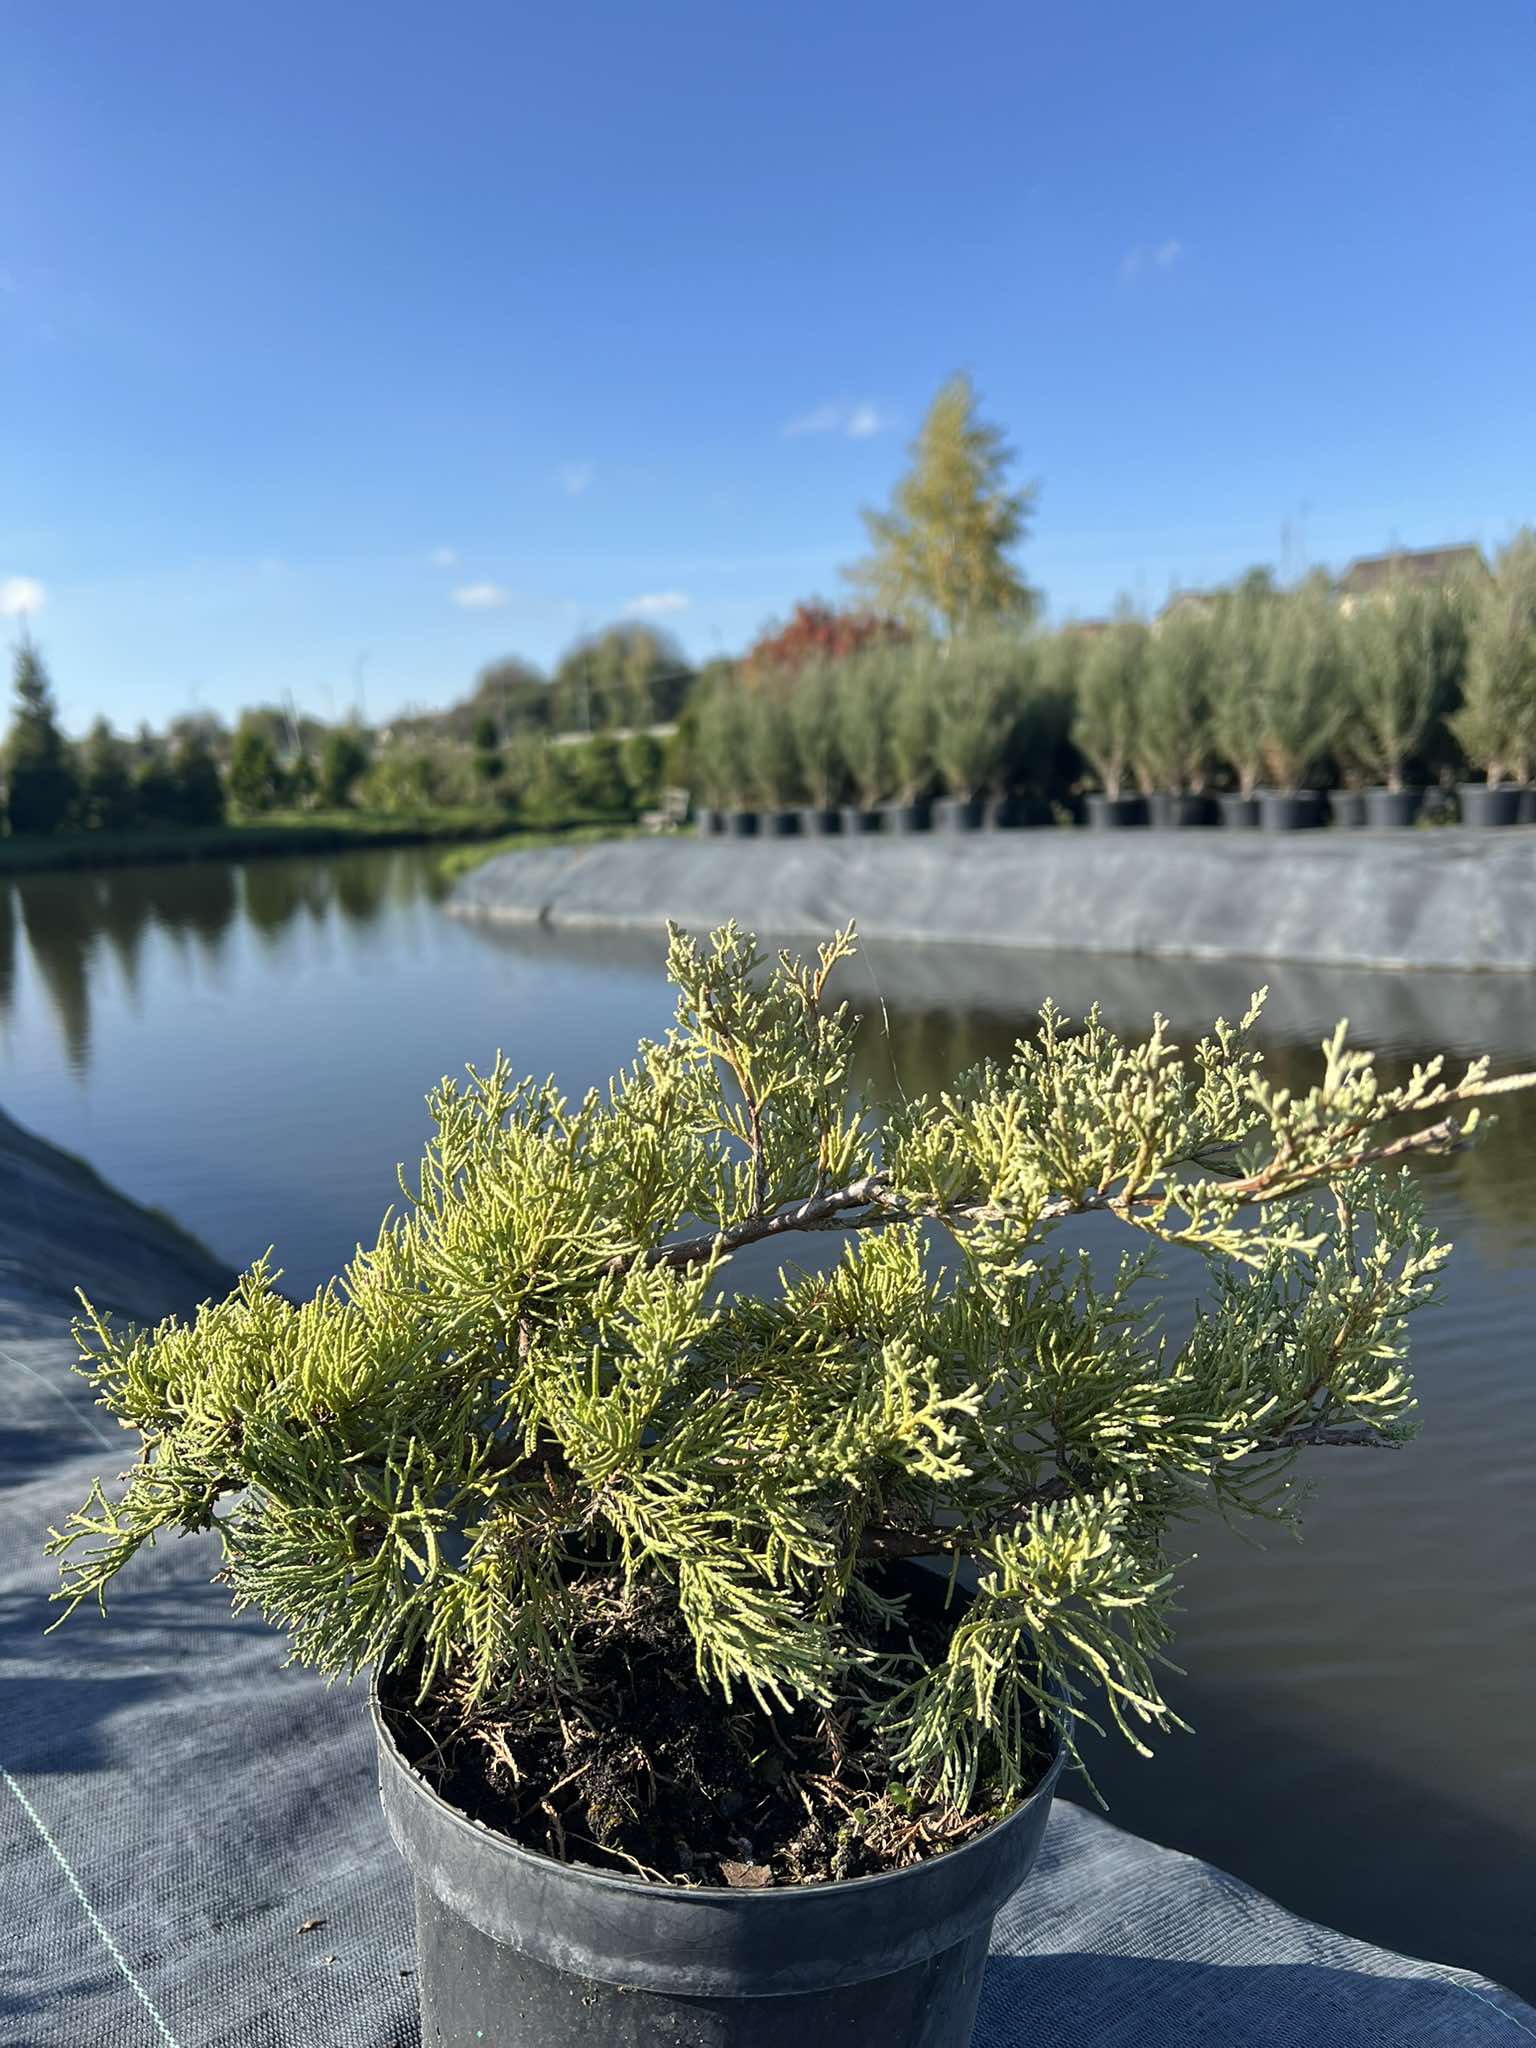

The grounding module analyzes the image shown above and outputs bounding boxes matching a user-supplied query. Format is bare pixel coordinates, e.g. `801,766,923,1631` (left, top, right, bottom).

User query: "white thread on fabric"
1,1764,183,2048
0,1339,118,1449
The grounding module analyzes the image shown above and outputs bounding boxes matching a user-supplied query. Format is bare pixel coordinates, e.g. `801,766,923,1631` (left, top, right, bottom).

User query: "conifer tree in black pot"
878,644,937,833
1209,570,1275,827
52,926,1532,2047
1137,606,1216,827
1255,575,1343,831
1344,576,1467,827
836,645,896,834
930,634,1023,830
1073,611,1147,827
787,656,846,835
1452,533,1536,828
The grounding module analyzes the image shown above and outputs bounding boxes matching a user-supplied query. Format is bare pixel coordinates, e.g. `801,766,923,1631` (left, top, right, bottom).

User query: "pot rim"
371,1681,1065,1907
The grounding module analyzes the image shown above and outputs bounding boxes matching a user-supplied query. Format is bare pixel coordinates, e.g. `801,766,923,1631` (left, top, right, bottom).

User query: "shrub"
931,635,1025,800
319,728,372,808
1259,577,1345,792
1137,610,1214,795
620,731,666,811
836,645,898,808
1072,614,1146,800
227,716,285,816
1453,533,1536,784
1208,572,1276,798
690,678,756,810
787,658,847,810
1344,578,1468,793
744,676,804,809
53,925,1530,1854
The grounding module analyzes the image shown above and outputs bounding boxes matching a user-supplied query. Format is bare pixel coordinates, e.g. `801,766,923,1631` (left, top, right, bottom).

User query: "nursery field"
2,844,1534,1993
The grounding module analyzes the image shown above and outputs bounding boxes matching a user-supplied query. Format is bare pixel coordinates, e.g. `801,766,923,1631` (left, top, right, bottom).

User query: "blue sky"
4,1,1534,731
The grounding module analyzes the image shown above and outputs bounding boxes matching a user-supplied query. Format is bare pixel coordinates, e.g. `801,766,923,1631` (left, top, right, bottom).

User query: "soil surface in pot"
381,1580,1051,1891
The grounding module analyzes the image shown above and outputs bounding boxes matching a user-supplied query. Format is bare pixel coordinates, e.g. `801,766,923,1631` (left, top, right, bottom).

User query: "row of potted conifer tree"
689,536,1536,834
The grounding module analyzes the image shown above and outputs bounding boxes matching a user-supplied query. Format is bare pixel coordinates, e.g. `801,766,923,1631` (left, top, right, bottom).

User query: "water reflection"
0,850,447,1075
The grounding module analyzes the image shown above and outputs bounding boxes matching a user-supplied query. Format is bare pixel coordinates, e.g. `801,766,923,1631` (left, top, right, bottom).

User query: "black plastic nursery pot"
1328,790,1367,828
798,806,843,836
839,805,883,835
763,809,802,838
1084,793,1147,830
695,807,726,836
1217,793,1261,829
726,810,761,839
1363,787,1421,829
1257,789,1323,831
1519,786,1536,825
1147,791,1215,829
1458,783,1521,828
374,1699,1064,2048
931,795,987,831
878,799,933,834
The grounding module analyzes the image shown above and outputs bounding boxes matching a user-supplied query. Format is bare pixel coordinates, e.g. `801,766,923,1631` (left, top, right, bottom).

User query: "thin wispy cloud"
430,545,458,567
559,462,594,498
1120,239,1184,282
624,591,690,617
451,582,509,609
783,400,894,440
0,574,46,617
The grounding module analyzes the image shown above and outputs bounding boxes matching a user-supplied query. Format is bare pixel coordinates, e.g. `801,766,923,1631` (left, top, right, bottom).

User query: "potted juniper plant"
1256,575,1343,831
51,925,1531,2048
1209,570,1274,826
694,680,759,837
787,656,846,835
1344,577,1467,827
836,644,895,833
1452,532,1536,828
930,634,1023,830
1073,610,1147,827
745,677,805,837
879,643,937,833
1138,606,1216,827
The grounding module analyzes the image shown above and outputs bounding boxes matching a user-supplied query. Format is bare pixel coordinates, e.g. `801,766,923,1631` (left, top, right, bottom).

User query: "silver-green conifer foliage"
51,927,1532,1816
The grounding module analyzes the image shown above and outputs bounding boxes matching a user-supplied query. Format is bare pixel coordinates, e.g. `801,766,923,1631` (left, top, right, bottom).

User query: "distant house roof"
1335,544,1487,596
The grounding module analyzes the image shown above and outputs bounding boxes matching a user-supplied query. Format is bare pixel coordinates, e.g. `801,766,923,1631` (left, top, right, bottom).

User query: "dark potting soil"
381,1579,1053,1890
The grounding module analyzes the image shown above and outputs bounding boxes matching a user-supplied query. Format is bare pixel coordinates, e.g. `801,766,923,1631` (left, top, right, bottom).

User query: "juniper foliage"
50,926,1530,1816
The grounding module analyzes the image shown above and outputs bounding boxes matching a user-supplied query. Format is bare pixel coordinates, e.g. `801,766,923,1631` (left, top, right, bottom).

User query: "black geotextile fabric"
4,1157,1536,2046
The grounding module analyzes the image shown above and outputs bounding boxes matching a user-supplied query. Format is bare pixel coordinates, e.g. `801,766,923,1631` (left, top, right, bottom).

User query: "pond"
2,845,1533,1994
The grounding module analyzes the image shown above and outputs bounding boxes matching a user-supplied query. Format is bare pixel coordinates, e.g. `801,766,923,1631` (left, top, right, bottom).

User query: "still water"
2,847,1533,1992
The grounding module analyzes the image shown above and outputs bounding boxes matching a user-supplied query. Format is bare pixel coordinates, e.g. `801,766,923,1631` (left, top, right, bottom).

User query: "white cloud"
430,545,458,567
451,582,509,609
784,400,893,440
559,462,594,497
624,591,690,617
0,574,46,617
1121,239,1184,282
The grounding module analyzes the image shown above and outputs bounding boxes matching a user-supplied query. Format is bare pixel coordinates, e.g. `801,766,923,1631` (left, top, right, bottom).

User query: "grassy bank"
436,821,658,881
0,808,634,876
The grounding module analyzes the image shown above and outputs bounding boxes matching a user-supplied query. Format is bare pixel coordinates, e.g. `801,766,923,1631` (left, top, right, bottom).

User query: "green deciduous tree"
846,375,1038,638
52,924,1533,1852
3,639,78,836
787,658,847,810
1453,532,1536,783
1072,614,1147,800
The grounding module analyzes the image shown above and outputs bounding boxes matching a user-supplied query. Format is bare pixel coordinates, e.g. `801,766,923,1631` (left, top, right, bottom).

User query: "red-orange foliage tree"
744,602,908,675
